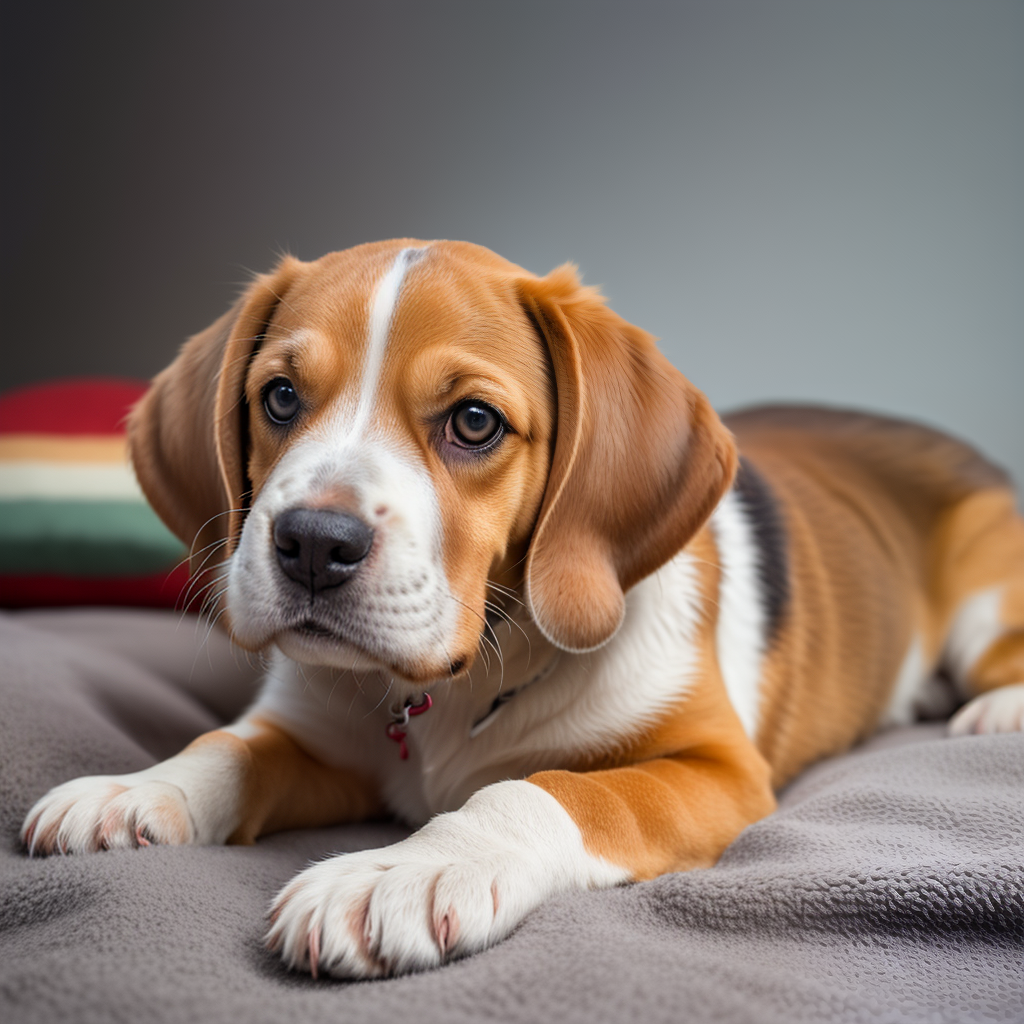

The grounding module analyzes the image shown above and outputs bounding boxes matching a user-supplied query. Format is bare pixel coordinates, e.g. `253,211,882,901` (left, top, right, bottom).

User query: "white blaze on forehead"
349,246,426,439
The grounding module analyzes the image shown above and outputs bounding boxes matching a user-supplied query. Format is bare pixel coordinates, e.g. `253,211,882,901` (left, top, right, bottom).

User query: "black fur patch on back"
733,457,789,644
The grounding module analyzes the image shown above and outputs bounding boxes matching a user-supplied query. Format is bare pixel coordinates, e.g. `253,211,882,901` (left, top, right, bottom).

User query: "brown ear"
127,257,304,575
519,265,737,652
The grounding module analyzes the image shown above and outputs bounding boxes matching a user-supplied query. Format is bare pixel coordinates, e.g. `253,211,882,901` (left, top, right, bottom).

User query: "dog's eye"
263,378,300,425
447,401,503,448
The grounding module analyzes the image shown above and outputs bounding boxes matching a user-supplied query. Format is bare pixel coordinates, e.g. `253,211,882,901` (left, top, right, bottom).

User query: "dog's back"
727,404,1009,507
725,404,1024,783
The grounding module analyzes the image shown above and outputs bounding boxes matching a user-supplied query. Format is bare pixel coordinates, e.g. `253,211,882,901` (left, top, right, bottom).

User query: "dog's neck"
382,597,559,720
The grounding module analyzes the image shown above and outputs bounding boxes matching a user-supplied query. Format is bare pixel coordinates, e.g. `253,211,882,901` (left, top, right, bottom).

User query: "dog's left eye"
263,378,301,424
447,401,503,448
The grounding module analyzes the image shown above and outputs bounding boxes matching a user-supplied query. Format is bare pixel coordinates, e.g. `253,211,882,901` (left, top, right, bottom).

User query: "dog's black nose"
273,508,374,592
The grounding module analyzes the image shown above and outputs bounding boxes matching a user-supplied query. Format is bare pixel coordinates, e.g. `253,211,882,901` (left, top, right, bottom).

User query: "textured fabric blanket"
1,609,1021,1024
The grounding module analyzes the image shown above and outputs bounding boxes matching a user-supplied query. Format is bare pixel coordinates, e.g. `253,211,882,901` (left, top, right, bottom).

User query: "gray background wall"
4,1,1022,484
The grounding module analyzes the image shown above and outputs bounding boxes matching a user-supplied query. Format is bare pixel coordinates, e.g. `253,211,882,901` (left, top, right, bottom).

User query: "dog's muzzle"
273,507,374,595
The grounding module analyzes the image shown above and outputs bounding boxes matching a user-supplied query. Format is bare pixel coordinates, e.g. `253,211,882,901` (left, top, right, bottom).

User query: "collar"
469,652,561,738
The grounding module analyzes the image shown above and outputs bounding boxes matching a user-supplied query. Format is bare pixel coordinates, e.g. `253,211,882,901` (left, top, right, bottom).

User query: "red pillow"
0,379,189,608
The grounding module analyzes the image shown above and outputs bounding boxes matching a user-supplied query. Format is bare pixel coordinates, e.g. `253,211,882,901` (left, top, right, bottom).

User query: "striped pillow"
0,379,189,608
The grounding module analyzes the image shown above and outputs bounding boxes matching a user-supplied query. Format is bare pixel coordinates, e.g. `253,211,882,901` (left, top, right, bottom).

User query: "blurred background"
3,0,1022,483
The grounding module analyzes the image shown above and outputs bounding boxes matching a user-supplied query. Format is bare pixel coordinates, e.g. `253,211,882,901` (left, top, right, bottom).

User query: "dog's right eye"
263,378,301,424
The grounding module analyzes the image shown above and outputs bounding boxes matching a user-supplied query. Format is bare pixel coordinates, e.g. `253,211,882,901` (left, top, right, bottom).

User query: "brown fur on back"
726,404,1010,509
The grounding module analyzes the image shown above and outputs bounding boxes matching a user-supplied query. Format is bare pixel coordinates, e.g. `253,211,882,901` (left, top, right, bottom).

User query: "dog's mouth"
276,620,391,674
294,619,337,639
278,619,455,682
287,618,373,655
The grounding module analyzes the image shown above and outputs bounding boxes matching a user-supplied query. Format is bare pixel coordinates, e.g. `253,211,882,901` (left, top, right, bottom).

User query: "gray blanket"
1,609,1021,1024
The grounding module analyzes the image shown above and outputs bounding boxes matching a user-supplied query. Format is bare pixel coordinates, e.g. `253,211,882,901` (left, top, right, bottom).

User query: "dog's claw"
309,927,320,979
434,910,459,957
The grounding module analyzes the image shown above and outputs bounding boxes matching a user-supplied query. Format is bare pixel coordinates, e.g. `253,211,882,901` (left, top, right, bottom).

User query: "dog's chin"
275,627,388,673
272,624,459,685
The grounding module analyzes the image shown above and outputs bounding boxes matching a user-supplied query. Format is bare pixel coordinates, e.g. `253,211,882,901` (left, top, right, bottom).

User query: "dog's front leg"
21,717,377,855
268,737,775,979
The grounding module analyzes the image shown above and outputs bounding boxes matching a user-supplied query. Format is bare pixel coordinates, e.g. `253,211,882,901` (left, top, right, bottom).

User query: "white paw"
948,682,1024,736
265,780,627,979
267,843,536,978
21,774,195,855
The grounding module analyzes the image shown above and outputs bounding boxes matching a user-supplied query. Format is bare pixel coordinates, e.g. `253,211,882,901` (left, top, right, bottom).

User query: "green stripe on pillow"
0,499,187,575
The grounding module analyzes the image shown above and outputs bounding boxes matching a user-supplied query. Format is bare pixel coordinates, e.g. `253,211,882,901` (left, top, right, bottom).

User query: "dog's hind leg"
933,487,1024,735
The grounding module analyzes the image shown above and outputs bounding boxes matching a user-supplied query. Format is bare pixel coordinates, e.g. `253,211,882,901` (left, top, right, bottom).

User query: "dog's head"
129,240,736,684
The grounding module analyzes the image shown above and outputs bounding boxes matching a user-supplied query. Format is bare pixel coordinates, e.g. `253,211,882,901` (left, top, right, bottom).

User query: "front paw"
266,780,628,980
21,775,195,855
266,844,531,979
949,682,1024,736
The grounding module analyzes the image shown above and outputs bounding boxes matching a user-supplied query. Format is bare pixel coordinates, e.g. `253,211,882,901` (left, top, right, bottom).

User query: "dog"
21,239,1024,979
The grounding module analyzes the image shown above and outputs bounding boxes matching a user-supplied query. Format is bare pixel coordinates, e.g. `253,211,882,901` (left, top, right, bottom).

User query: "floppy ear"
519,265,738,652
128,257,304,575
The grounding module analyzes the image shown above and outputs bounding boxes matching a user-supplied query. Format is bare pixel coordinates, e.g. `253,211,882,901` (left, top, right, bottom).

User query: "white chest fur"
248,550,706,825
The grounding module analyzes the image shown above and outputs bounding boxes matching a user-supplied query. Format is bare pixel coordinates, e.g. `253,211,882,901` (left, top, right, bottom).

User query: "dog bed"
0,608,1021,1024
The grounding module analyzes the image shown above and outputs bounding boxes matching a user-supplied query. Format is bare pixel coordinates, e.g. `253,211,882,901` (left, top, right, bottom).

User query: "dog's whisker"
176,574,223,622
185,574,235,678
483,598,527,641
187,538,232,581
485,581,526,608
199,582,232,620
177,549,231,601
483,596,532,672
366,678,394,718
178,567,230,620
186,505,248,553
166,535,229,578
450,594,504,692
197,594,234,653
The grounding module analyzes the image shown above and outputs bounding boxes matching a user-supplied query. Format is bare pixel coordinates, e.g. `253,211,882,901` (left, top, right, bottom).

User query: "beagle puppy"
21,239,1024,979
